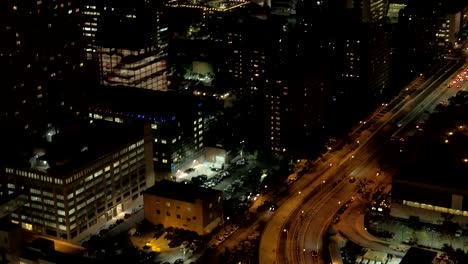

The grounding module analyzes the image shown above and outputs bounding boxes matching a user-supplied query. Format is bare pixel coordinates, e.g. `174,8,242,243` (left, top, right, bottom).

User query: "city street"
259,59,466,264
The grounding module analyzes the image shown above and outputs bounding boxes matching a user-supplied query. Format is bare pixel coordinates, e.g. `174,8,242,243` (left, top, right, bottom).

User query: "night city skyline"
2,0,468,263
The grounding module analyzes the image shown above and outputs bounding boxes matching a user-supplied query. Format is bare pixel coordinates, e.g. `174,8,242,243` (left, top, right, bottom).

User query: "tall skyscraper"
265,0,337,157
82,0,169,91
264,16,296,155
398,0,464,76
222,5,273,150
333,0,391,123
164,0,252,93
0,0,86,137
360,0,387,23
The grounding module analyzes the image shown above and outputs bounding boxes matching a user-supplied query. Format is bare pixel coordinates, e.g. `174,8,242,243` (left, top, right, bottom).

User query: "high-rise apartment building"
398,0,464,75
165,0,250,88
331,0,391,124
223,8,273,150
263,0,392,157
263,16,295,155
360,0,387,23
262,0,337,157
166,0,249,42
0,0,86,136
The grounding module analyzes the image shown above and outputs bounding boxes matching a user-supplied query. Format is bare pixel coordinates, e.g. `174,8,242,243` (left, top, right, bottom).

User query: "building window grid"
9,138,146,239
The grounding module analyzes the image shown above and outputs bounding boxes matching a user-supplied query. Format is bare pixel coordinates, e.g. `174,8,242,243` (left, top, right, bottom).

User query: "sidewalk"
329,234,345,264
73,199,144,245
338,198,468,260
391,203,468,227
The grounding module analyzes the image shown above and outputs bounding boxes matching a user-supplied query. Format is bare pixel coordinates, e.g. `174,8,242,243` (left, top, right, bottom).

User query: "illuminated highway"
259,59,467,264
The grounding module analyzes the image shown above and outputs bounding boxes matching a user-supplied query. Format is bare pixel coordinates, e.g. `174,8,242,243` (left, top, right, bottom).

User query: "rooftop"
7,121,143,177
166,0,249,12
21,238,93,264
89,85,202,120
144,180,223,203
400,247,437,264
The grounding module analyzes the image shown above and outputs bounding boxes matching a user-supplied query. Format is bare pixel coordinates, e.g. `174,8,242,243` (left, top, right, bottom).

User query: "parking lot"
77,153,279,264
174,163,218,183
130,224,201,264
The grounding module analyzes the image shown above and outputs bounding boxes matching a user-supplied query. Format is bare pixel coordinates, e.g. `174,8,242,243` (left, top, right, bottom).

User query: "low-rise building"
143,180,223,235
391,124,468,226
400,247,437,264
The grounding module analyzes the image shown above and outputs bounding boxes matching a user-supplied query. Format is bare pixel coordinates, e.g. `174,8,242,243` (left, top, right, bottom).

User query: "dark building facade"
88,87,205,180
82,0,169,91
333,0,391,124
165,0,251,94
0,0,87,137
397,0,465,77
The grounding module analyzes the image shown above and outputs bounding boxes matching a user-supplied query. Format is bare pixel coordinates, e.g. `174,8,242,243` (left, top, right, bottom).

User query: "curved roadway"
259,59,467,264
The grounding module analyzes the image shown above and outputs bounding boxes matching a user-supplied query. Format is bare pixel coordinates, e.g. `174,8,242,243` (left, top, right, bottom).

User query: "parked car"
236,159,246,166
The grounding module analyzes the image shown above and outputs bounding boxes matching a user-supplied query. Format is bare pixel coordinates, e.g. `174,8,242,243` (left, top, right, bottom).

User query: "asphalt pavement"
259,60,466,264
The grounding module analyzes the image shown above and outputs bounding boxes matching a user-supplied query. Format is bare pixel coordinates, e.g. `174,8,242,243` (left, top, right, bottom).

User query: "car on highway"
349,177,356,183
269,204,278,211
332,216,340,224
259,62,464,264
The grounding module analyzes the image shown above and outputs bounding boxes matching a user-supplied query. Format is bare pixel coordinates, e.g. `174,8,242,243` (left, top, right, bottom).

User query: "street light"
240,140,245,159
